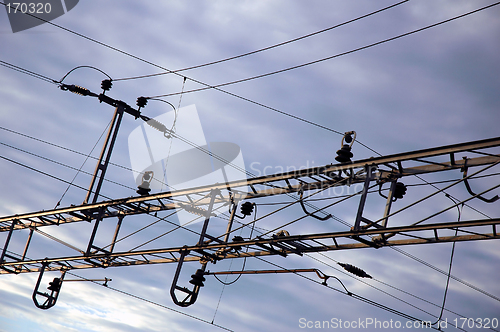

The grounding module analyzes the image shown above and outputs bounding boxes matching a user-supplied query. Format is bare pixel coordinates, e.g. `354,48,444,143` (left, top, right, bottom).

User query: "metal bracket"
298,186,332,221
0,220,18,273
379,180,397,228
462,158,499,203
197,189,221,246
32,262,66,310
170,249,206,307
223,199,238,243
353,165,375,231
85,209,125,267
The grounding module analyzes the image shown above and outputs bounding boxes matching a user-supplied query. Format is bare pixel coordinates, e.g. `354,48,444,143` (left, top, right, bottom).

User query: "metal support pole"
0,220,17,273
84,105,125,204
197,189,219,246
109,215,124,254
381,181,397,228
84,208,108,267
21,228,34,261
353,166,373,231
223,202,238,243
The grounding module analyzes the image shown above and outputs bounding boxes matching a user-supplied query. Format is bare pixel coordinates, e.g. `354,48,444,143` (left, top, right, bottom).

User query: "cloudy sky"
1,0,500,331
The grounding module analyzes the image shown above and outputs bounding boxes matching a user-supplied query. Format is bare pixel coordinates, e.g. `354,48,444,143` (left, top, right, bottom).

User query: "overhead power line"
113,0,411,81
0,140,135,192
147,1,500,99
0,1,381,156
0,59,57,84
254,257,446,331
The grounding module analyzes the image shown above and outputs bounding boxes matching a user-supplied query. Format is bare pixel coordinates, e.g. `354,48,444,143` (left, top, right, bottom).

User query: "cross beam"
1,137,499,233
2,217,498,274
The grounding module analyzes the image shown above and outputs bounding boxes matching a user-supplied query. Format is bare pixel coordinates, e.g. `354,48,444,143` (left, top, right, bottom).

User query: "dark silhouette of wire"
0,154,103,197
0,125,144,176
58,65,112,83
308,252,485,328
254,257,445,330
73,277,234,331
391,246,500,302
0,59,57,84
0,2,383,156
148,1,500,100
0,246,234,332
96,282,234,331
54,118,116,208
113,0,411,81
432,196,462,326
0,140,135,192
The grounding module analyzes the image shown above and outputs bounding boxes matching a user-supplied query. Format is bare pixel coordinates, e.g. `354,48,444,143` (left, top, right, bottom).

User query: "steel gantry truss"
1,135,500,306
1,83,500,308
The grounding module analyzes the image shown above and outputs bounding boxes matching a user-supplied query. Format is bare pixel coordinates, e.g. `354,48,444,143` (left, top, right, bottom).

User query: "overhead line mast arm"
60,83,142,119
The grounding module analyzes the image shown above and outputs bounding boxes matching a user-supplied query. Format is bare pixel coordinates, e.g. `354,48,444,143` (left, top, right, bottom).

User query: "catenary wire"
308,253,471,322
390,245,500,303
0,59,57,84
55,118,115,208
0,125,137,173
253,257,445,330
0,140,136,192
0,125,176,191
113,0,411,81
0,154,106,197
58,65,112,83
147,2,500,100
308,252,500,332
304,253,468,330
75,276,235,332
432,196,462,326
0,2,381,156
206,208,481,330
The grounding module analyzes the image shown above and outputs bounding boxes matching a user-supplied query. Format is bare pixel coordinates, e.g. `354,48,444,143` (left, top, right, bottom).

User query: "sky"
0,0,500,331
